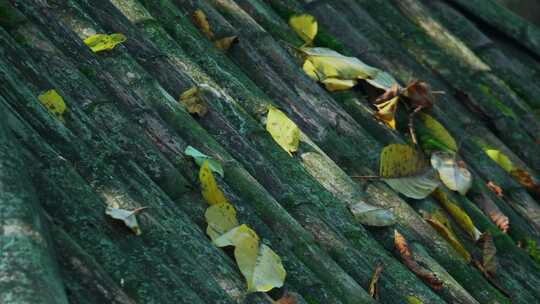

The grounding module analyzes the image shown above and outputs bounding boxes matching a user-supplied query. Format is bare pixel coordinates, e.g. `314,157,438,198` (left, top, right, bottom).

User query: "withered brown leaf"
368,262,384,299
486,181,504,197
473,194,509,233
394,230,443,290
404,80,434,110
477,232,498,276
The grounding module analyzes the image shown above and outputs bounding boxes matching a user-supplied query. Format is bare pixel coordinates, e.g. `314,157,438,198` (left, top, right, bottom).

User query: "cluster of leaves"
194,151,286,293
192,9,238,52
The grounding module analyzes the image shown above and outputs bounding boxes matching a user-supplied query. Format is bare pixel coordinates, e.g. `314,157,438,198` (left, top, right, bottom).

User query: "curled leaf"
374,96,399,129
486,181,503,197
394,230,443,290
473,194,509,233
289,14,318,45
214,36,238,51
192,9,214,39
433,189,481,240
105,206,146,235
83,33,126,53
266,105,300,156
37,89,66,122
205,202,238,241
477,232,498,276
423,211,471,262
184,145,224,177
300,47,379,81
368,262,383,300
179,86,209,117
431,152,472,195
199,160,228,206
416,113,458,154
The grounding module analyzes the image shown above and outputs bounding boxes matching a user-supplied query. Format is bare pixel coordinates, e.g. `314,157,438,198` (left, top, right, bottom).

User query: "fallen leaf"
375,83,401,104
348,201,396,227
199,160,228,205
433,189,481,240
192,9,214,39
179,86,209,117
266,105,300,156
184,145,224,177
486,181,503,197
394,230,443,290
105,206,146,235
289,14,318,45
321,78,357,91
205,202,238,241
368,262,383,300
379,144,439,199
274,292,297,304
214,225,286,292
38,89,67,122
430,152,472,195
403,80,434,110
214,36,238,51
423,210,471,262
83,33,126,53
484,149,515,173
477,232,498,275
366,70,400,91
300,47,379,81
416,113,458,154
405,296,424,304
374,96,399,129
473,194,509,233
510,168,535,189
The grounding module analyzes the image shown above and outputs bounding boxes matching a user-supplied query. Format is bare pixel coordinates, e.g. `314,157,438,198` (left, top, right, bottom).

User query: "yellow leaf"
417,113,458,153
289,14,318,45
433,189,481,240
213,224,286,292
301,47,379,81
302,59,319,80
192,9,214,39
37,89,66,122
83,33,126,53
321,78,357,91
374,96,399,129
213,36,238,51
424,211,471,262
205,202,238,241
379,144,426,177
266,105,300,156
179,86,209,117
430,152,472,195
484,149,515,173
199,160,228,206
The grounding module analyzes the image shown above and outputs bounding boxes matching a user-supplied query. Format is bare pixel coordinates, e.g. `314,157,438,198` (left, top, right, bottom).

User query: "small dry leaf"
394,230,443,290
288,14,318,45
105,206,146,235
511,168,535,189
473,194,509,233
179,87,209,117
477,232,498,275
368,262,383,300
486,181,503,197
374,96,399,129
83,33,126,53
274,292,297,304
403,80,434,110
433,189,481,240
423,211,471,262
375,83,401,104
214,36,238,51
192,9,214,39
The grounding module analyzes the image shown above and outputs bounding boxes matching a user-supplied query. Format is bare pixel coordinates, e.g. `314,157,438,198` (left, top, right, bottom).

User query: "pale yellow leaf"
431,152,472,195
433,189,481,240
205,202,238,241
424,211,471,262
321,78,357,91
374,96,399,129
289,14,318,45
301,47,379,81
484,149,515,173
250,244,286,292
83,33,126,53
105,206,146,235
38,89,66,122
192,9,214,39
199,160,228,206
266,105,300,156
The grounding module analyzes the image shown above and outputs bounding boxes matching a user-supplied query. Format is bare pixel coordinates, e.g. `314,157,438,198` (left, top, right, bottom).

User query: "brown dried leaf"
477,232,498,275
274,292,297,304
214,36,238,51
179,87,208,117
374,96,399,129
486,181,504,197
511,168,535,189
368,263,383,300
192,9,214,39
375,83,401,104
404,80,434,110
394,230,443,290
474,194,509,233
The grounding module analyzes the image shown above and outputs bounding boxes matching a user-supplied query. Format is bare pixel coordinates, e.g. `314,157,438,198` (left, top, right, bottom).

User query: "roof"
1,0,540,303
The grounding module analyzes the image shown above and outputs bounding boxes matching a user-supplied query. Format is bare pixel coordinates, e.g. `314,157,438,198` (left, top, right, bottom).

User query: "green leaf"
266,105,300,156
433,189,481,240
37,89,67,122
289,14,318,45
416,113,458,154
301,47,379,81
424,210,471,262
383,170,440,199
105,206,146,235
366,70,399,91
483,148,515,173
405,296,424,304
83,33,126,53
431,152,472,195
185,145,224,177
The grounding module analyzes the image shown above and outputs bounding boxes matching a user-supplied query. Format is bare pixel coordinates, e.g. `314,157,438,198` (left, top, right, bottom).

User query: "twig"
408,106,423,145
350,175,383,180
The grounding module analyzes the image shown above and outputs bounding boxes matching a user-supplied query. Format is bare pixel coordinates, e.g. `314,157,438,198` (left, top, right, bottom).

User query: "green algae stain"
478,85,517,119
